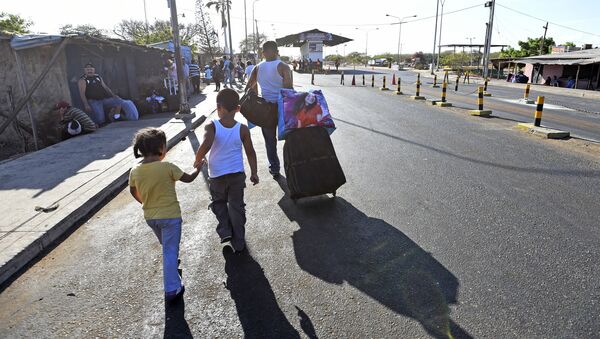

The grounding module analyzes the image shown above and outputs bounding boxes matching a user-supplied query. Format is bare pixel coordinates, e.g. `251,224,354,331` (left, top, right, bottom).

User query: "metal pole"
399,23,403,69
436,0,445,70
431,0,440,74
483,0,496,78
244,0,248,57
169,0,191,114
227,3,233,61
143,0,150,44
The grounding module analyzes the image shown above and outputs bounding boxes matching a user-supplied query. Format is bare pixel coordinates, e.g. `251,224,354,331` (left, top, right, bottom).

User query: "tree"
439,52,470,69
59,24,105,37
564,41,576,47
196,0,222,59
500,36,556,58
113,19,201,50
206,0,232,54
239,33,267,55
325,54,344,63
0,12,32,34
345,52,368,65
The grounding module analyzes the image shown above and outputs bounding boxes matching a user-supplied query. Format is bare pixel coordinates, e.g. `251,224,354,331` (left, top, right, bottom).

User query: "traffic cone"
392,74,396,85
352,75,356,86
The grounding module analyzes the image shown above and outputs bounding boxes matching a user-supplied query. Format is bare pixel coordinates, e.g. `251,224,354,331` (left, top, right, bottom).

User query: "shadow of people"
277,184,472,339
295,306,318,339
222,246,300,339
164,297,193,338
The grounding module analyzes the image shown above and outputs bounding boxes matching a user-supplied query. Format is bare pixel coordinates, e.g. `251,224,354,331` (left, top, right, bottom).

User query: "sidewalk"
0,91,217,286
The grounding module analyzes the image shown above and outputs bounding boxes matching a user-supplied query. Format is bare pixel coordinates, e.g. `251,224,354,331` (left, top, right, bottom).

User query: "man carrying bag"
242,41,293,178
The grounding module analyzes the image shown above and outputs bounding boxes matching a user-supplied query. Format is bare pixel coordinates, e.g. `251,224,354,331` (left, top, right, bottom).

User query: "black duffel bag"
239,85,278,129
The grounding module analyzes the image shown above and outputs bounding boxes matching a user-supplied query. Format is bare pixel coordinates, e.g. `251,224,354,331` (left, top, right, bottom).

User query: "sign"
309,42,323,53
299,32,333,42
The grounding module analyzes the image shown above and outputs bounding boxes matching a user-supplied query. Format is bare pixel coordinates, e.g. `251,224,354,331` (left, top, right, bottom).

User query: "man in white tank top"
193,89,259,252
245,41,293,178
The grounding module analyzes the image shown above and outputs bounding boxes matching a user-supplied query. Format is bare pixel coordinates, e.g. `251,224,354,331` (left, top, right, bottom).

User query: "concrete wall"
0,40,70,160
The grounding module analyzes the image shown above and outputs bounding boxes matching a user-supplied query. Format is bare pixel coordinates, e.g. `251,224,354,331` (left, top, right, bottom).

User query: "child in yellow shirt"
129,128,200,303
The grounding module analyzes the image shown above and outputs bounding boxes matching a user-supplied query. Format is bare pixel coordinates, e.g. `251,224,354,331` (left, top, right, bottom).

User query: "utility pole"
143,0,150,44
431,0,440,74
168,0,192,115
482,0,496,79
535,22,549,83
227,2,233,61
436,0,446,70
244,0,248,58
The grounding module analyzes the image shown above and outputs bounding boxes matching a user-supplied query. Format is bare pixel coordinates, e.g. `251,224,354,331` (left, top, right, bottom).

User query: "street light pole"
436,0,446,70
244,0,248,57
431,0,440,74
467,37,475,67
356,27,379,67
387,14,416,69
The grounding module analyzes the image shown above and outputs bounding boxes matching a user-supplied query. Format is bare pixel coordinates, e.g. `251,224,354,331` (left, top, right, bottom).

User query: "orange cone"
392,74,397,85
351,75,356,86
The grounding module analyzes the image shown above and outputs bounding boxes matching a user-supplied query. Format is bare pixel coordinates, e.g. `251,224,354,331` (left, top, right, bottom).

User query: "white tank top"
208,120,244,178
257,59,283,103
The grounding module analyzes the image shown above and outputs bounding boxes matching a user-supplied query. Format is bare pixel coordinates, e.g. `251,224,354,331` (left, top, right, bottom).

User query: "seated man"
78,62,139,125
55,101,96,139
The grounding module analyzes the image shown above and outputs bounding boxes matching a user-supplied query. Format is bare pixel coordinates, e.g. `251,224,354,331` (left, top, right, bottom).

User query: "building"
0,33,169,160
516,47,600,89
276,29,352,70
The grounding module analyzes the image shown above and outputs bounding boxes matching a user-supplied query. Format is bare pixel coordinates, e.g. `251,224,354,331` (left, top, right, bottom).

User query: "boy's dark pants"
209,172,246,251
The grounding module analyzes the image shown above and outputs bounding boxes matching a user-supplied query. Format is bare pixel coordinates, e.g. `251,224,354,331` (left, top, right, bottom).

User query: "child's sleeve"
128,167,137,187
168,163,184,181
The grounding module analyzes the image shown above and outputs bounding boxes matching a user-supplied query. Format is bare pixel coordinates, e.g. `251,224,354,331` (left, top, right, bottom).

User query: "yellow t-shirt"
129,161,184,220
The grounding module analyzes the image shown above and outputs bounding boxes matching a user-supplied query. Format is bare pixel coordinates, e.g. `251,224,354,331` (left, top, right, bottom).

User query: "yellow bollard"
468,86,492,116
534,96,544,126
380,76,390,91
411,74,425,100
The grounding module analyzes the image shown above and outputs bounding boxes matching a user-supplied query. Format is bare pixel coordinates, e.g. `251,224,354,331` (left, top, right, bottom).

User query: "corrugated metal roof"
515,48,600,65
8,33,166,53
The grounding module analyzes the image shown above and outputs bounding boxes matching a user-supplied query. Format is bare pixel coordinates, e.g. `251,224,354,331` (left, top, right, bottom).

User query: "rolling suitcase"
283,126,346,201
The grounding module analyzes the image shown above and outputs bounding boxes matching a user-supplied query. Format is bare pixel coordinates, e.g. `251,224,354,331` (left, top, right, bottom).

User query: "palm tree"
206,0,233,58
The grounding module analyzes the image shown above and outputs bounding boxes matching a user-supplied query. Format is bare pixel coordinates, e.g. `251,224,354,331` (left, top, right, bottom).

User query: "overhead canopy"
515,48,600,66
276,29,352,47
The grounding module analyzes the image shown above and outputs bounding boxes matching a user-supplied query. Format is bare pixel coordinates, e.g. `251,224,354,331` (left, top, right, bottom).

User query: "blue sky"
3,0,598,57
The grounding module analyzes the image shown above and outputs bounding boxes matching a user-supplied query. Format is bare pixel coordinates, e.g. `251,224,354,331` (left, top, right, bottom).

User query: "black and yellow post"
444,70,449,83
435,81,452,107
534,96,544,126
455,75,460,91
340,71,344,85
520,83,534,103
483,77,492,96
396,77,402,95
380,75,390,91
411,73,425,100
371,74,375,87
362,74,365,86
432,74,439,88
468,86,492,117
351,74,356,86
311,70,315,85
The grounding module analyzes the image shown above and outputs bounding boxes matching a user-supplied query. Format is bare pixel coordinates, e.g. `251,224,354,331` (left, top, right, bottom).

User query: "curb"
0,115,207,287
516,123,570,139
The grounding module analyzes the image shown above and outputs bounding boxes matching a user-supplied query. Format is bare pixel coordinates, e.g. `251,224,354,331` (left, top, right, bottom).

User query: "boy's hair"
216,88,240,112
263,41,278,52
132,128,167,158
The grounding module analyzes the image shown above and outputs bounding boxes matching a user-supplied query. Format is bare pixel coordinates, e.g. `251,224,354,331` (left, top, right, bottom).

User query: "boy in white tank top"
193,89,259,252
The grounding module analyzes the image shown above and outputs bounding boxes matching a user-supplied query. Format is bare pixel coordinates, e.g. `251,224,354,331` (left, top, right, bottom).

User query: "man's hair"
216,88,240,112
132,128,166,158
263,41,278,52
247,61,252,66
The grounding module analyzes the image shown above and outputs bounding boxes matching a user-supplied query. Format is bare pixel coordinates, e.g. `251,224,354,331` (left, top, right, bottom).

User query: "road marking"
482,98,575,111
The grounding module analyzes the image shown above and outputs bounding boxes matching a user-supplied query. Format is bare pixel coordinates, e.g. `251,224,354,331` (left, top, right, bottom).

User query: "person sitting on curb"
78,62,139,125
55,101,97,139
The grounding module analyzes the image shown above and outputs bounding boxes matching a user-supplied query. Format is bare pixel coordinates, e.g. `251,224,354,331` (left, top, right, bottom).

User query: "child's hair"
216,88,240,112
132,128,167,158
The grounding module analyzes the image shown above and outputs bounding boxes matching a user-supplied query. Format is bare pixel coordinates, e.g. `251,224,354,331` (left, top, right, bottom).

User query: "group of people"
209,56,255,91
164,57,203,95
292,58,323,72
128,41,293,303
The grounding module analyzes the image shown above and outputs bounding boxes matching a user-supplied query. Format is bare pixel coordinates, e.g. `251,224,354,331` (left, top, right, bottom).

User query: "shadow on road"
164,298,193,338
334,117,600,178
222,246,300,339
275,176,471,338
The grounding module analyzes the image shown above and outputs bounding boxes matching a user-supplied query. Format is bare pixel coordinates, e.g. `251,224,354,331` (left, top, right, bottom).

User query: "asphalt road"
335,67,600,142
1,72,599,338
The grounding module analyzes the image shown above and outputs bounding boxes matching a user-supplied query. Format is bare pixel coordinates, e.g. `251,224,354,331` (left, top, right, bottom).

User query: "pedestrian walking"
222,56,234,87
245,41,294,178
193,89,259,252
212,60,223,92
129,128,201,303
189,60,201,94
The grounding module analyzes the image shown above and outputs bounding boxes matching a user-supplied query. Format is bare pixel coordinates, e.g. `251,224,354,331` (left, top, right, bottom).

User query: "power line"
496,2,600,38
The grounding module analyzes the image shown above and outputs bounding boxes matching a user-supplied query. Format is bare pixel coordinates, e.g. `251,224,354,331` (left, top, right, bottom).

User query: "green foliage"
113,19,201,50
345,51,368,65
439,52,470,69
500,36,556,58
324,54,344,63
0,12,32,34
59,24,105,37
564,41,576,47
239,33,267,54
